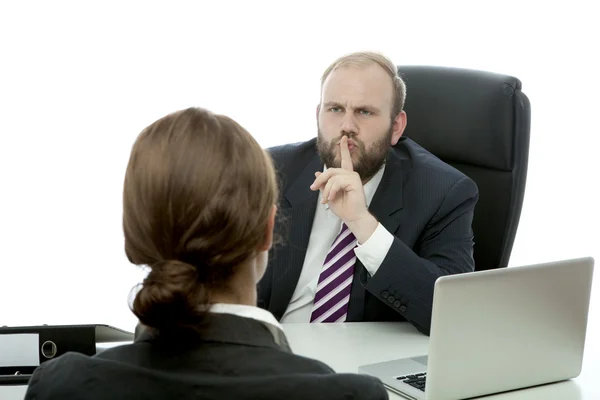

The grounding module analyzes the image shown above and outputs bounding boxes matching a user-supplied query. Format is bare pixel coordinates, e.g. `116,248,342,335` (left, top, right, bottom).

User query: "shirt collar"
209,303,283,331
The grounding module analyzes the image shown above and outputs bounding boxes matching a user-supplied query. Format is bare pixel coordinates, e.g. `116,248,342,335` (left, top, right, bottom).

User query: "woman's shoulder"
245,369,389,400
24,352,94,400
266,346,337,374
251,349,388,399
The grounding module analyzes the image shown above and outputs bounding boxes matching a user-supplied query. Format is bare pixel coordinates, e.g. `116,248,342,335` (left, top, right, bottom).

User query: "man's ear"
390,111,407,146
258,205,277,252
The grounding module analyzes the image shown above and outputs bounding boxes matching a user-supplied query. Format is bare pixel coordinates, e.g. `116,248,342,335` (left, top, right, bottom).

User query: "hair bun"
132,260,209,332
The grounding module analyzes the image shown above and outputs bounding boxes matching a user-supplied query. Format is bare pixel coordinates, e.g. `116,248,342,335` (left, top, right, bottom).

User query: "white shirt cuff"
354,222,394,277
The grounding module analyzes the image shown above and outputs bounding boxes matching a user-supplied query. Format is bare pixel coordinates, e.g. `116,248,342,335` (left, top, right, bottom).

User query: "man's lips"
339,140,357,151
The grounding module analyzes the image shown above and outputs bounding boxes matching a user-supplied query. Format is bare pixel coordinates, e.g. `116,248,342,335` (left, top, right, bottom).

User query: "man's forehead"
322,64,394,106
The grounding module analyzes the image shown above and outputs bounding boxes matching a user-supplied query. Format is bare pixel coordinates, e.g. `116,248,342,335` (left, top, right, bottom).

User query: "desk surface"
3,320,599,399
284,321,600,399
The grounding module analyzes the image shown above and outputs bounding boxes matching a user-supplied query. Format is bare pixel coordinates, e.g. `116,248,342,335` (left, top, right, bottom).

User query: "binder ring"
41,340,57,359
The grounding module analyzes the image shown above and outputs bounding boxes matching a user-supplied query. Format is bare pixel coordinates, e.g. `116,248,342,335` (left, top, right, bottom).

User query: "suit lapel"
367,147,406,226
347,148,407,321
270,154,321,320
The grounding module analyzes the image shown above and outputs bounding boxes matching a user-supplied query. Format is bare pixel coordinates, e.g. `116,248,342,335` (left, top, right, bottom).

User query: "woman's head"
123,107,278,332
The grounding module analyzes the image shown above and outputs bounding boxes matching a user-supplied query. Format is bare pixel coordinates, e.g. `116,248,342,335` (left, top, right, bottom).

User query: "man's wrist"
346,213,379,244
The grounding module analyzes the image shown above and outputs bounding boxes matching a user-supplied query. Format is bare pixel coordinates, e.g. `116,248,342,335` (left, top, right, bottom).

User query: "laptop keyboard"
396,372,426,391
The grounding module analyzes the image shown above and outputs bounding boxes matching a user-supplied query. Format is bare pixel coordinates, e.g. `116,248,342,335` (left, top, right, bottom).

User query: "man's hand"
310,136,378,243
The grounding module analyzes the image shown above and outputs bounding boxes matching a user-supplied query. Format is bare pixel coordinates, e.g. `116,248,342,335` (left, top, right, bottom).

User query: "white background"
0,1,598,333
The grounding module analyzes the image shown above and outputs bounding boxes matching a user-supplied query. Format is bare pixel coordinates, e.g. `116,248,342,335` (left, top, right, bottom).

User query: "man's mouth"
339,139,357,151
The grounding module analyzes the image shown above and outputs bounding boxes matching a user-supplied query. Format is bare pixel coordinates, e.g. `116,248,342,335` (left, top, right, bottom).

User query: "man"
258,52,479,335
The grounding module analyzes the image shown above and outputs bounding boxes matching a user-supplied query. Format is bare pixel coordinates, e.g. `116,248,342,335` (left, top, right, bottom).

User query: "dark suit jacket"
24,313,388,400
259,137,479,334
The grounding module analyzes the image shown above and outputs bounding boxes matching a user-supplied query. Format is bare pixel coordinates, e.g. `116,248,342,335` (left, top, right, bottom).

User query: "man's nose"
340,112,358,136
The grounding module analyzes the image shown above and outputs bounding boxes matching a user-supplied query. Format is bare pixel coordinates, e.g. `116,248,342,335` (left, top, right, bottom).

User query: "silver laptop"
358,257,595,400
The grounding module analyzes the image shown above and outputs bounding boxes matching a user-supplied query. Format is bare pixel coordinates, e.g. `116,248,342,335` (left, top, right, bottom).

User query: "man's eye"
358,109,372,116
330,107,342,113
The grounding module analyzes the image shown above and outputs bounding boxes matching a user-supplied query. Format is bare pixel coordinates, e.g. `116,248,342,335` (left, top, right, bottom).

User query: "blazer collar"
368,144,406,221
135,313,284,351
284,151,322,207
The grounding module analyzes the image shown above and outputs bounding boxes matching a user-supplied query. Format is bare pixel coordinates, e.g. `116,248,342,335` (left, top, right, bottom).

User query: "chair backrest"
398,65,531,271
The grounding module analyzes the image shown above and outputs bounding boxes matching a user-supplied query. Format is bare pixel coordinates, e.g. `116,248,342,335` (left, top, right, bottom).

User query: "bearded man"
258,51,479,335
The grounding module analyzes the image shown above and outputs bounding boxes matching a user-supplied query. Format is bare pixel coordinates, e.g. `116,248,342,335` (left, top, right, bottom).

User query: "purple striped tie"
310,223,358,323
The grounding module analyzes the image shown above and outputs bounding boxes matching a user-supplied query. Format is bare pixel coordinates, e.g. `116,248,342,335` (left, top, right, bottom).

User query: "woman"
24,107,388,400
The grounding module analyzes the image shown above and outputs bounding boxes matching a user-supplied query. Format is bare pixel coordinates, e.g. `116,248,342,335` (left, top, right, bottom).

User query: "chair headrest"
398,65,526,171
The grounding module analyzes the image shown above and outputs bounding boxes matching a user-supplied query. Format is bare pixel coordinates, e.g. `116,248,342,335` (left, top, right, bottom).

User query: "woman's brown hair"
123,107,278,332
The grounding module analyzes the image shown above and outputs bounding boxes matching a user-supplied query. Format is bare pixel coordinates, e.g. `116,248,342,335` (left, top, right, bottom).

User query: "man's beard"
317,126,392,183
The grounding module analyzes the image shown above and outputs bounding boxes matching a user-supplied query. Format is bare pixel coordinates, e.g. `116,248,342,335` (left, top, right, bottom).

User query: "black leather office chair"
398,66,531,271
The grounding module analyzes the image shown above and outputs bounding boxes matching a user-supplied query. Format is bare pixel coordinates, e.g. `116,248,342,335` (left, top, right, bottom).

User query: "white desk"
284,321,600,399
3,317,598,399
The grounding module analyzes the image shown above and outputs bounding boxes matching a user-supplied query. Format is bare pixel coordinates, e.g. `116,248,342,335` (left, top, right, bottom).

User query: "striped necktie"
310,223,358,323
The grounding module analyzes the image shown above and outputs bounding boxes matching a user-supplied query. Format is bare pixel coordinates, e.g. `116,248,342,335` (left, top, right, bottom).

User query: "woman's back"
26,313,388,400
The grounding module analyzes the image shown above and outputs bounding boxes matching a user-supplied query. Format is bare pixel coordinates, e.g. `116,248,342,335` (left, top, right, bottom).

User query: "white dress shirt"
210,303,283,331
280,164,395,323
